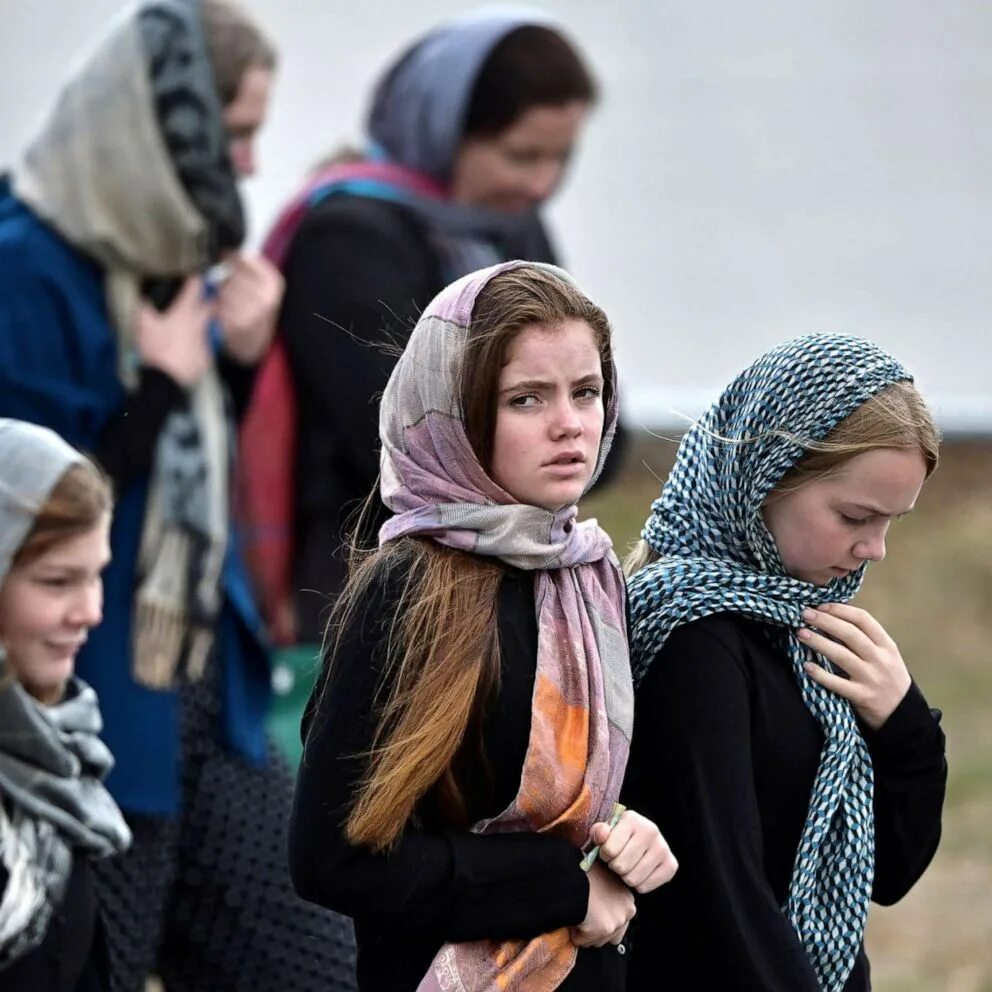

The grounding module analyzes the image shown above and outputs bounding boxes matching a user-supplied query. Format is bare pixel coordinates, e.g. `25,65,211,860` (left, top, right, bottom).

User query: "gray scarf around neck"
0,418,131,970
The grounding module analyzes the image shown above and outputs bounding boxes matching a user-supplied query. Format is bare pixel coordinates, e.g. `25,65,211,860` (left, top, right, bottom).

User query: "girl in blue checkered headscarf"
622,334,948,992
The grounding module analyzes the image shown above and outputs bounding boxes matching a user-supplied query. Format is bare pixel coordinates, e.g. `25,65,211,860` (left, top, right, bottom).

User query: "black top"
279,197,442,637
622,612,947,992
289,556,627,991
0,853,106,991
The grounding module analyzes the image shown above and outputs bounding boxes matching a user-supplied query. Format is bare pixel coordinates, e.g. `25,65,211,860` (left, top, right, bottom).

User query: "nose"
550,398,583,439
230,138,256,178
68,580,104,630
524,161,563,204
853,525,888,563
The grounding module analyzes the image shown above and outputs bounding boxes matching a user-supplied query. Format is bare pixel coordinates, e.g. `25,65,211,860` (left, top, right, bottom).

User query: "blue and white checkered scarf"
629,332,913,991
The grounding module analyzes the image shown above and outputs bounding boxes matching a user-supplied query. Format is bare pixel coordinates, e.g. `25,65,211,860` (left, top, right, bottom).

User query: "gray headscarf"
369,5,556,182
366,6,564,275
0,420,85,586
0,419,131,972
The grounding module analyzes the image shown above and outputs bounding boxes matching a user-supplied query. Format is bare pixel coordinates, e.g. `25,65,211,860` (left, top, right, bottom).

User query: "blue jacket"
0,181,271,816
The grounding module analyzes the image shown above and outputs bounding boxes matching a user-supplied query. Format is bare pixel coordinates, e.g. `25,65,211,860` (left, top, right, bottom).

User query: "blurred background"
3,2,989,989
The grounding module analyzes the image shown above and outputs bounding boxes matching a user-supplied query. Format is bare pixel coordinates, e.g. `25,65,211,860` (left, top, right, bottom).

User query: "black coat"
0,854,108,992
623,612,947,991
289,558,627,991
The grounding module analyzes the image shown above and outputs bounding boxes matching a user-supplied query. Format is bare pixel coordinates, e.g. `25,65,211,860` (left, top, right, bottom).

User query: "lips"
544,451,586,467
45,639,86,654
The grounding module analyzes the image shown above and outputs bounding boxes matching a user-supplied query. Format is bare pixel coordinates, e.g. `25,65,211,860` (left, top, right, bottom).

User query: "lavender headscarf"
379,261,632,991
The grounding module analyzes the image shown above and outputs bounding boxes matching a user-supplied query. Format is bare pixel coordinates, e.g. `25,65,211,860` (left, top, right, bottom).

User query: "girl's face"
490,319,605,511
0,514,111,704
761,447,927,586
450,101,589,214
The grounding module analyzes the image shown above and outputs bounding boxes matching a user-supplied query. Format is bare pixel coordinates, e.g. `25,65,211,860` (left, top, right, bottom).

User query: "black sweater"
622,612,947,991
289,559,627,991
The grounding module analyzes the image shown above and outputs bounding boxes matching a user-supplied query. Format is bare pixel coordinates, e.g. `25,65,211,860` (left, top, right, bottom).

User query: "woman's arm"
623,619,821,991
862,682,947,905
288,565,591,943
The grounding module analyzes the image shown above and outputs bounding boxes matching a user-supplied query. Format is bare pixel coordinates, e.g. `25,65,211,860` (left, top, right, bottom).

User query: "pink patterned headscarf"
379,261,633,991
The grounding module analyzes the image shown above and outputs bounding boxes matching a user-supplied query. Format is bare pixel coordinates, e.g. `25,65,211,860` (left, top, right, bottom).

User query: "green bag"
267,644,322,769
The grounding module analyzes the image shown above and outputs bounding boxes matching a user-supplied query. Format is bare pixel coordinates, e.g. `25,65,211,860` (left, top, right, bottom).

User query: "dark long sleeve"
288,564,589,948
93,366,184,489
624,617,822,991
280,197,439,491
862,681,947,904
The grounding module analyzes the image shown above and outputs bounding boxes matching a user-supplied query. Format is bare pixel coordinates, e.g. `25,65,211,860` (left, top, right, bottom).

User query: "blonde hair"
624,381,940,576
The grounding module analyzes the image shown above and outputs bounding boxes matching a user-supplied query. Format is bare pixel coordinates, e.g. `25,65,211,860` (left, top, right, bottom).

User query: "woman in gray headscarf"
240,7,617,658
0,419,131,991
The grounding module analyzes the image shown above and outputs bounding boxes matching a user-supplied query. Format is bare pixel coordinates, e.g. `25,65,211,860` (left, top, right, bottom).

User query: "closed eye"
840,512,871,525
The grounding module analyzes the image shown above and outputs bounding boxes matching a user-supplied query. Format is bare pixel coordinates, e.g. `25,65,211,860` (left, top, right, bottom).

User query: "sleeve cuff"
863,681,945,762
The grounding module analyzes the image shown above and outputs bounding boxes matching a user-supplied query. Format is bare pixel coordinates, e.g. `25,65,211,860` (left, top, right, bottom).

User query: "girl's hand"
136,276,213,387
798,603,912,730
588,809,678,894
216,252,284,365
570,861,635,948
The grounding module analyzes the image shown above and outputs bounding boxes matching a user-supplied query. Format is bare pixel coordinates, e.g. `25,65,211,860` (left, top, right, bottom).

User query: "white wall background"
2,1,990,431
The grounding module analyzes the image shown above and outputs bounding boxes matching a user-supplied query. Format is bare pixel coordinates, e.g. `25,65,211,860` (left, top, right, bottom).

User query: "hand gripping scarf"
12,0,245,688
628,333,915,991
378,261,633,991
0,419,131,969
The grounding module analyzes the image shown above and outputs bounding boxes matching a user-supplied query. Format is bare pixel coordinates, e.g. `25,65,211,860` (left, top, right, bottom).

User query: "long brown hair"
625,380,941,575
327,267,614,852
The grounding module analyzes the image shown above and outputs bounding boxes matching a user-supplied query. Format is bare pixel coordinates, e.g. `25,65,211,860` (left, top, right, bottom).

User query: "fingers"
596,814,635,864
597,811,678,892
588,821,611,847
802,659,862,705
172,274,206,309
817,602,892,646
796,626,864,677
608,922,631,946
801,607,877,660
629,851,679,894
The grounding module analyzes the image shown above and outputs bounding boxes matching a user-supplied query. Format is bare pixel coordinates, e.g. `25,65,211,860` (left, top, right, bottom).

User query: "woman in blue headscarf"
622,335,947,991
240,7,617,648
